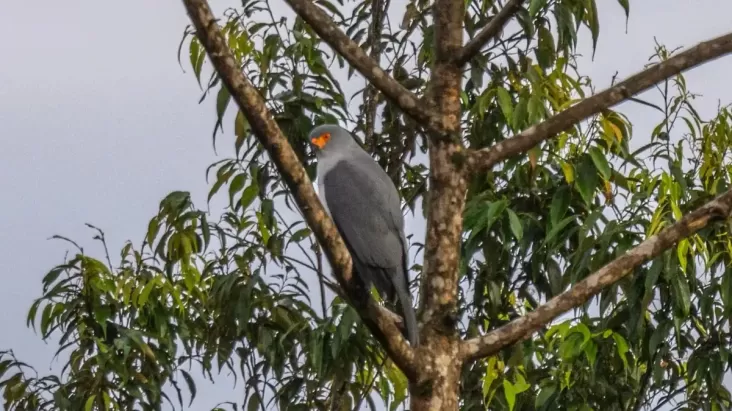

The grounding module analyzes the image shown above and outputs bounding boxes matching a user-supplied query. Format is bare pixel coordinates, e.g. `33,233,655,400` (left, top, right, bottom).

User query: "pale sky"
1,1,731,410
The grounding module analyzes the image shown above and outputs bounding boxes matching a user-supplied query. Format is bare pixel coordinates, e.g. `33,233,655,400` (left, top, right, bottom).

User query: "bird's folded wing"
322,160,403,270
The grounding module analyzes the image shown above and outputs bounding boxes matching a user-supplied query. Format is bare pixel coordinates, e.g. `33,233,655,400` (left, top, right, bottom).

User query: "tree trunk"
410,0,467,405
410,335,464,410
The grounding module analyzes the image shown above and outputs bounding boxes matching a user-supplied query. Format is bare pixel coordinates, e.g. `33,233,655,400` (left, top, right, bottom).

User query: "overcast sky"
1,1,731,410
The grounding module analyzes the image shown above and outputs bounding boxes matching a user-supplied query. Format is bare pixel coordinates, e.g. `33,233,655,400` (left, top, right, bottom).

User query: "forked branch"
466,31,732,174
181,0,418,379
453,0,525,66
460,189,732,361
283,0,444,133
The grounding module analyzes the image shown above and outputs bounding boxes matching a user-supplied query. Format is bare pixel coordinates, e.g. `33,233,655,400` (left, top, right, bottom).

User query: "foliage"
3,0,732,410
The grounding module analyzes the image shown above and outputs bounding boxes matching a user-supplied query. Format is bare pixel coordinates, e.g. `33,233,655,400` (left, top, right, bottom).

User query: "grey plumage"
308,124,419,346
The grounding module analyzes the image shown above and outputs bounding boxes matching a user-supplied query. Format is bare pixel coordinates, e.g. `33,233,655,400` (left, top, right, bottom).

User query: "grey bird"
308,124,419,346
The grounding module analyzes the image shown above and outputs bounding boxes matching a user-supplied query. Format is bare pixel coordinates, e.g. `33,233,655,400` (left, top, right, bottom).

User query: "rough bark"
459,188,732,361
466,31,732,174
410,0,467,407
452,0,525,66
181,0,418,379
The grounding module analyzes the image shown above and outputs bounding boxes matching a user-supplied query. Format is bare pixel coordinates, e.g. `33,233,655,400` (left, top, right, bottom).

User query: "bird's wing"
322,159,404,271
323,158,419,346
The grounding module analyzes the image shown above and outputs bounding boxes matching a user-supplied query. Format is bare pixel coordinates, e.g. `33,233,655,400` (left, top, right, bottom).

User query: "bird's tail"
391,272,419,347
358,263,420,346
398,293,419,347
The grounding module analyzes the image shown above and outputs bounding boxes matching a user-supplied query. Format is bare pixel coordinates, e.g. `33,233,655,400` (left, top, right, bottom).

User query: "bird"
308,124,419,346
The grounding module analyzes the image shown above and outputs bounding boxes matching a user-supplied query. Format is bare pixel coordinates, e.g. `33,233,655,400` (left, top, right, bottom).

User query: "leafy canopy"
2,0,732,410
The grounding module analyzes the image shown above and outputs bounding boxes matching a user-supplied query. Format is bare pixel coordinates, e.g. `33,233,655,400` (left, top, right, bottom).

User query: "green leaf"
26,300,40,330
338,307,358,346
180,369,197,407
189,38,204,85
146,217,160,248
0,360,13,379
102,392,112,410
536,25,556,69
161,190,191,211
40,303,53,337
544,215,576,245
256,212,271,244
247,392,261,411
527,93,545,124
506,208,523,240
468,199,508,243
84,394,96,411
513,374,530,393
643,258,663,306
137,279,157,307
200,212,211,251
549,186,571,226
234,110,250,156
470,63,484,89
617,0,630,18
672,271,691,316
575,156,599,205
208,167,235,204
240,184,259,210
213,85,231,142
572,323,592,343
290,228,311,243
387,364,408,410
512,94,529,131
41,267,64,290
503,380,517,411
584,340,598,366
529,0,548,17
676,239,689,272
503,375,529,411
612,333,630,370
482,357,498,398
583,0,600,55
484,200,508,227
228,173,248,207
496,87,514,122
535,384,556,408
588,147,612,180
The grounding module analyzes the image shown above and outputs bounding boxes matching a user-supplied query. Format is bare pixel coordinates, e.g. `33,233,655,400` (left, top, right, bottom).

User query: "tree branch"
410,0,467,406
466,31,732,174
418,0,468,324
452,0,525,66
282,0,443,132
363,0,390,152
459,188,732,361
181,0,418,379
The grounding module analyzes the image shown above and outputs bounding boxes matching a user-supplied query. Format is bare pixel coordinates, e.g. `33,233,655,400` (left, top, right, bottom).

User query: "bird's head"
307,124,359,157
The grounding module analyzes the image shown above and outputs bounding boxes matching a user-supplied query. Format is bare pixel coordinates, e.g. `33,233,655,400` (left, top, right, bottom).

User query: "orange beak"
310,132,331,149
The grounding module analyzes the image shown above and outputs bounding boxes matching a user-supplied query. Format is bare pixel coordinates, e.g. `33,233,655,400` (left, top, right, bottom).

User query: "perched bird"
308,124,419,346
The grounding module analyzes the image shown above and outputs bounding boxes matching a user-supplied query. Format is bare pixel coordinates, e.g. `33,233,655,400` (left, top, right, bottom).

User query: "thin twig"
453,0,525,66
282,0,443,133
364,0,390,152
315,242,328,317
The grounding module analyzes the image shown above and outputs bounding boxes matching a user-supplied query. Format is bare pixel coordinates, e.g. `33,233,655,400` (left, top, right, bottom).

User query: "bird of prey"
308,124,419,346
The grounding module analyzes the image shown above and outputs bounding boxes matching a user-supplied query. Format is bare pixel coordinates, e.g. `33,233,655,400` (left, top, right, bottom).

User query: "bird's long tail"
361,263,420,346
393,276,419,347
